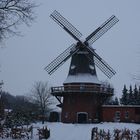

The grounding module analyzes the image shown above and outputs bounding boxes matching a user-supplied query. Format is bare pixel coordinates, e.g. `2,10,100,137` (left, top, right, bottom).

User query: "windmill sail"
94,57,115,78
50,10,82,41
45,44,78,75
85,46,116,78
85,15,119,46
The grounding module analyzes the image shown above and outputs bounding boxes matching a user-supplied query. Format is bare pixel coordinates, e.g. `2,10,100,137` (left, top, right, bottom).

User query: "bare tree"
0,0,36,42
31,81,53,124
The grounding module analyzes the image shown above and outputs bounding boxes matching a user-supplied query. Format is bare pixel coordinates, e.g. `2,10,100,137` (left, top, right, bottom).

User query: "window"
125,111,129,119
115,111,120,121
80,84,85,91
65,112,69,118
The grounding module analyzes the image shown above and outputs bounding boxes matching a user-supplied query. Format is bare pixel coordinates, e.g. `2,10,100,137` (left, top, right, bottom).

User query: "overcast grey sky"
0,0,140,97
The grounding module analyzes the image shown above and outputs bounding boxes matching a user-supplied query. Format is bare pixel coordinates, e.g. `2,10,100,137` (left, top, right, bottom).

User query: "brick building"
102,105,140,123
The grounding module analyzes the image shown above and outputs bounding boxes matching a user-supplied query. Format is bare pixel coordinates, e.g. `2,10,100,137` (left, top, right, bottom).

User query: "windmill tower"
45,10,119,123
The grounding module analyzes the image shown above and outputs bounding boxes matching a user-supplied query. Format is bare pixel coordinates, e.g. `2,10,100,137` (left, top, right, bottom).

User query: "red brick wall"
102,106,139,122
61,94,101,123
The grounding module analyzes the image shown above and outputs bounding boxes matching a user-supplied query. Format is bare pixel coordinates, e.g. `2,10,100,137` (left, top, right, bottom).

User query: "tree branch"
0,0,36,42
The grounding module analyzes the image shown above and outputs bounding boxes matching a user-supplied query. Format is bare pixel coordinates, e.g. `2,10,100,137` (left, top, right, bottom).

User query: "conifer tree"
120,85,140,105
133,85,138,105
120,85,128,105
138,86,140,104
129,85,134,105
114,97,119,105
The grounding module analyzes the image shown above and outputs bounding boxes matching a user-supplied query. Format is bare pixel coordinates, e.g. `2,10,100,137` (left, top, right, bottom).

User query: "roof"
63,73,101,84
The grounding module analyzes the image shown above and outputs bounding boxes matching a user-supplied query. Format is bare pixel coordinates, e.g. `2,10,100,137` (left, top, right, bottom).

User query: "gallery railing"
51,85,114,95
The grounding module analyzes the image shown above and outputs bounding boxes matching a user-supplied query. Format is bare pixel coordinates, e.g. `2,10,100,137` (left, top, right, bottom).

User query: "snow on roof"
51,107,61,113
102,105,140,108
63,73,101,84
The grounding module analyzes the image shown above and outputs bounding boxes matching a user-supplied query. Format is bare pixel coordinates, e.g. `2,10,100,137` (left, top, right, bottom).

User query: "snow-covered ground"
3,122,140,140
34,122,140,140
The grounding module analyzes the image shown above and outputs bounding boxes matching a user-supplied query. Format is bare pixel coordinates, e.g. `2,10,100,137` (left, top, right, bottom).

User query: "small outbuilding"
102,105,140,123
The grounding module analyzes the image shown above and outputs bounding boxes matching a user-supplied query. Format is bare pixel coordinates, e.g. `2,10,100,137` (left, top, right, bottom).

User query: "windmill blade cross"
85,15,119,46
46,11,118,77
50,10,82,42
44,44,78,75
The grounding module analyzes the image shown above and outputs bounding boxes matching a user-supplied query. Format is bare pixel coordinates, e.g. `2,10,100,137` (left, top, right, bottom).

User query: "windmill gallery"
45,10,140,123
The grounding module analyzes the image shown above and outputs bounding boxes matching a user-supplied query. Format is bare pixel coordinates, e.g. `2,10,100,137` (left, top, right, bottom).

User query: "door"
77,112,88,123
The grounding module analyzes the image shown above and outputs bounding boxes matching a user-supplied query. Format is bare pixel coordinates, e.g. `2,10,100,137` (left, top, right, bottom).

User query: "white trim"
102,105,140,108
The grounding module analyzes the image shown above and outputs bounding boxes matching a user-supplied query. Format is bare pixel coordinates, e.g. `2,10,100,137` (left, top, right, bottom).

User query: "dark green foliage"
0,91,40,126
1,91,39,112
129,85,134,104
134,85,139,104
120,85,140,105
4,111,31,127
0,91,15,109
114,97,119,105
120,85,128,105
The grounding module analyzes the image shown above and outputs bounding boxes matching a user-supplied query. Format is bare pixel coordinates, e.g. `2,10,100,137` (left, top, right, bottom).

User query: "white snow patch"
89,65,95,70
3,122,140,140
70,65,76,70
77,51,89,54
64,73,101,84
35,122,140,140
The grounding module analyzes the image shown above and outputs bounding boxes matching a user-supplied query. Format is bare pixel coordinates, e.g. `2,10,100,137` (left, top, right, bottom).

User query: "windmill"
45,10,119,80
45,10,119,123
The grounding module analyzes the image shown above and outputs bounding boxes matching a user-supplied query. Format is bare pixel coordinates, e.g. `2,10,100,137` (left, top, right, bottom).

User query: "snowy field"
36,122,139,140
2,122,140,140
